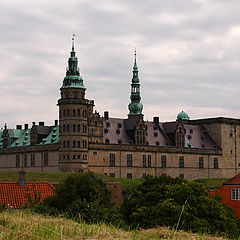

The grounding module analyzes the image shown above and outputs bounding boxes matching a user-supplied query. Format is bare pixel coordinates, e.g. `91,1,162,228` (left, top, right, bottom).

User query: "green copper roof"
61,37,86,89
128,50,143,116
177,110,190,120
10,129,31,147
39,125,59,145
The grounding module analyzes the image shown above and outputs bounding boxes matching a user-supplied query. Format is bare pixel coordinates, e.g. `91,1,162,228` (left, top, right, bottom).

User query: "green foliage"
122,175,240,238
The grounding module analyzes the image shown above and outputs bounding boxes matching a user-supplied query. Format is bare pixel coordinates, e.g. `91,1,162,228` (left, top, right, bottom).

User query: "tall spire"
61,35,85,89
128,49,143,117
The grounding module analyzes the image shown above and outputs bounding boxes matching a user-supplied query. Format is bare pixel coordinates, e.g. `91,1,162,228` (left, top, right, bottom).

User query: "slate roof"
0,182,54,208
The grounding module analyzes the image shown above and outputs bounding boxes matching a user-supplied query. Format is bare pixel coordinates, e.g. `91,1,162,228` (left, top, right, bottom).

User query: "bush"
122,175,240,238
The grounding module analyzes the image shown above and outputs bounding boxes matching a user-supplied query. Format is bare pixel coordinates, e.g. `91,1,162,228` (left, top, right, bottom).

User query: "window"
63,109,66,117
31,154,35,167
110,153,115,166
110,173,115,178
67,124,69,132
161,155,166,168
93,152,97,155
77,141,80,148
179,174,184,179
231,189,240,200
148,155,152,167
143,155,146,167
82,140,87,148
67,109,70,117
127,173,132,179
73,141,76,148
116,129,120,134
67,141,70,148
106,122,110,128
118,123,122,128
16,155,20,168
127,154,132,167
77,124,80,132
44,152,48,166
82,125,87,133
190,129,193,134
199,157,204,169
105,138,110,144
73,155,76,160
214,158,218,169
82,110,86,117
63,124,66,132
24,154,27,167
104,129,108,134
156,141,159,146
73,109,76,117
83,154,87,160
73,124,76,132
179,156,184,168
154,132,158,137
118,139,122,144
143,173,147,178
77,109,80,116
63,141,66,148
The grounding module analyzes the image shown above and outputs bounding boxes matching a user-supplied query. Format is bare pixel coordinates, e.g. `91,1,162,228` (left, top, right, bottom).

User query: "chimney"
153,117,159,124
54,120,58,126
18,170,26,186
16,125,22,130
24,124,28,130
39,121,44,126
104,111,109,120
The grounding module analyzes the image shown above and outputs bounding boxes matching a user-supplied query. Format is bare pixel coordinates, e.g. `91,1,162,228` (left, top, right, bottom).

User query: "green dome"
177,110,190,120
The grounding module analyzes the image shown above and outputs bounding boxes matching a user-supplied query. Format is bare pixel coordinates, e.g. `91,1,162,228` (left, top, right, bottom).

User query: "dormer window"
104,128,108,134
190,129,193,134
116,129,120,134
188,135,191,139
105,138,110,144
154,132,158,137
156,141,159,146
118,123,122,128
106,122,110,128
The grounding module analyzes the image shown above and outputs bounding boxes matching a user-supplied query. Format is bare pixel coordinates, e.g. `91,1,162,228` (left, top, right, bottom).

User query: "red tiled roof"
223,173,240,185
0,182,54,208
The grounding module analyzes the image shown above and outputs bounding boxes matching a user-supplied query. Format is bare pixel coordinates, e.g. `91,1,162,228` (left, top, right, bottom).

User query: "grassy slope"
0,210,228,240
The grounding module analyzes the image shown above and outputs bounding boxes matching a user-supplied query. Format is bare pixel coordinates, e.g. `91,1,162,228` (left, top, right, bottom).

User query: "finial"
72,34,75,51
134,47,137,63
4,123,7,130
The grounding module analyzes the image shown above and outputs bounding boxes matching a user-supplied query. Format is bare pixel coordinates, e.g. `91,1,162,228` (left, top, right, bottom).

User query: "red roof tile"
223,173,240,185
0,182,54,208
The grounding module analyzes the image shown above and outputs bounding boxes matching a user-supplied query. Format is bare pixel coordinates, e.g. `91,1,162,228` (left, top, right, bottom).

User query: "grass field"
0,210,228,240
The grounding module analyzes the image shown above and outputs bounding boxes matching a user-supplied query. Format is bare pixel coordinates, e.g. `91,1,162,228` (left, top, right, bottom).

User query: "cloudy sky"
1,0,240,128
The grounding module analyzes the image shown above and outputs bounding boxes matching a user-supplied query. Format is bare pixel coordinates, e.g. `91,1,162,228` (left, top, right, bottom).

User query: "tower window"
77,141,80,148
82,110,86,117
77,124,80,132
67,124,69,132
63,110,66,117
82,125,87,133
77,109,80,116
73,109,76,117
190,129,193,134
73,124,76,132
67,109,70,117
73,155,76,160
106,122,110,128
63,124,66,132
73,141,76,148
67,141,70,148
82,140,87,148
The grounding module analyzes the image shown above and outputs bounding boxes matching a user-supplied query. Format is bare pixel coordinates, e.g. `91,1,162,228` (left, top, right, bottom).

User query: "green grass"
0,210,229,240
194,178,228,189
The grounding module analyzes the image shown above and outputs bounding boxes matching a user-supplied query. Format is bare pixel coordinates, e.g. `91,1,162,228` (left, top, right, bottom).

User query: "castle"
0,38,239,180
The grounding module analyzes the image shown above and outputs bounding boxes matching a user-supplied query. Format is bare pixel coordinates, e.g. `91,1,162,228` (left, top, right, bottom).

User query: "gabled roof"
0,182,54,208
10,129,31,147
223,173,240,185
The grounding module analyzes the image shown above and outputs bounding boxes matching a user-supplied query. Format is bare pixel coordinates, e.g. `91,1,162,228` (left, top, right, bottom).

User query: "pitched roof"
0,182,54,208
223,173,240,185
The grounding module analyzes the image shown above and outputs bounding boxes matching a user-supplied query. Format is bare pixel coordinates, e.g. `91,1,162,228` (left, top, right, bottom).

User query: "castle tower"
58,36,94,172
128,49,143,119
127,50,147,145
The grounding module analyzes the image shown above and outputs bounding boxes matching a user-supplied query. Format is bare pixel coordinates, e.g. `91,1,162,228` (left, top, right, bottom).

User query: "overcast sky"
1,0,240,128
